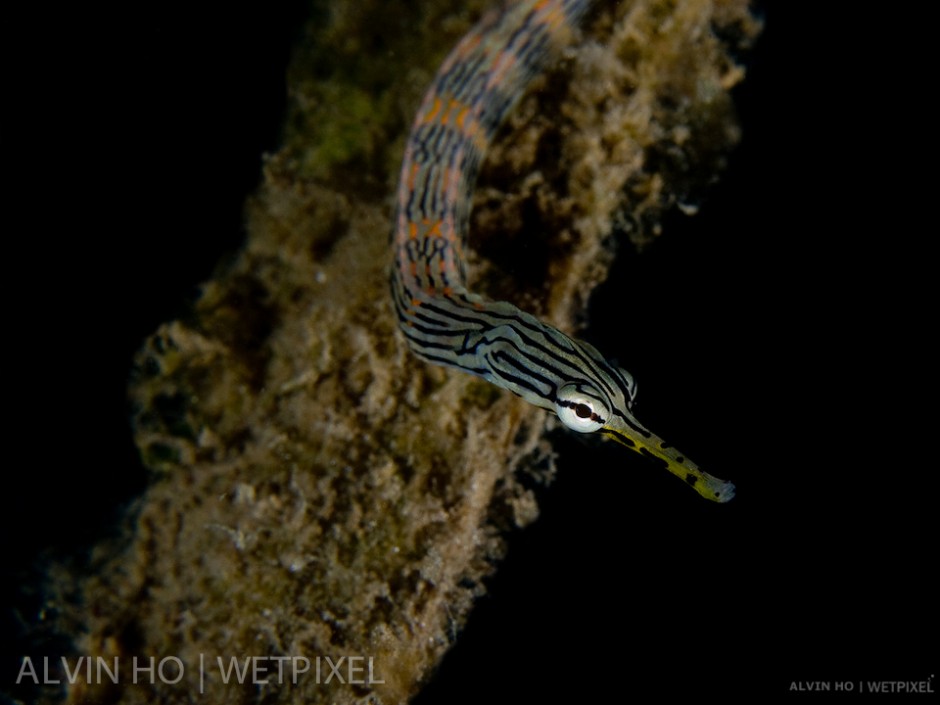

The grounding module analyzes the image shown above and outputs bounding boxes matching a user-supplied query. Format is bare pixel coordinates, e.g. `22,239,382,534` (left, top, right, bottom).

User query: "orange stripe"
423,218,443,239
455,104,470,130
422,96,443,124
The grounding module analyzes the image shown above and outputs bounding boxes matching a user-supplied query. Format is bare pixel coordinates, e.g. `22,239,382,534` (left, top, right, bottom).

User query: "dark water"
5,1,935,702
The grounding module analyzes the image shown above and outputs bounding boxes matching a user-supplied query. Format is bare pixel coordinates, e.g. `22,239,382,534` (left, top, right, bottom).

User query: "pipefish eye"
554,382,608,433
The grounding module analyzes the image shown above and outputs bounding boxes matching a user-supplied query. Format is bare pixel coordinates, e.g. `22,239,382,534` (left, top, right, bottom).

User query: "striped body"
391,0,735,502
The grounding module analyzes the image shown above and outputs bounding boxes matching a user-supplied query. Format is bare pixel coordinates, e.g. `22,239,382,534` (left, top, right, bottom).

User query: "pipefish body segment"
391,0,735,503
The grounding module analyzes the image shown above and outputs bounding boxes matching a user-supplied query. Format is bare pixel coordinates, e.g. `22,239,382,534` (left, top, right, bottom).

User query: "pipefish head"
550,344,735,503
471,308,734,502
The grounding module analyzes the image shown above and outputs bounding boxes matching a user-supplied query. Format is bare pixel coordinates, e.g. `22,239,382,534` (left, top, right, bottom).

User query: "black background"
4,1,935,702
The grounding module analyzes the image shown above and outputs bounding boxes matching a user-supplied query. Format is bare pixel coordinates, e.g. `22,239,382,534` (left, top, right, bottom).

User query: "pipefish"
391,0,735,502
